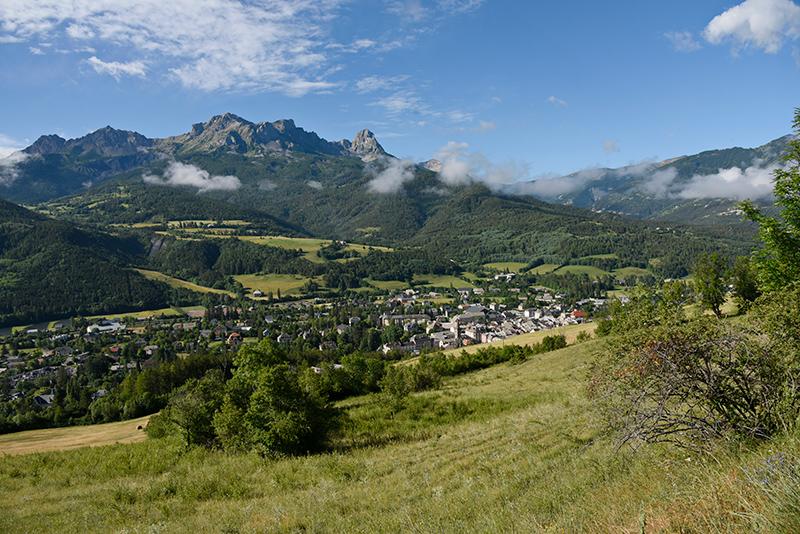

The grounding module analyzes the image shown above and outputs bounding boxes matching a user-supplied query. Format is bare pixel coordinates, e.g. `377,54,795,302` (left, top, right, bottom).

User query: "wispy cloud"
367,157,416,194
0,133,23,158
355,75,410,94
546,95,568,108
603,140,620,154
370,89,477,127
704,0,800,53
665,31,702,52
87,56,146,79
143,161,240,192
0,0,345,95
0,146,30,187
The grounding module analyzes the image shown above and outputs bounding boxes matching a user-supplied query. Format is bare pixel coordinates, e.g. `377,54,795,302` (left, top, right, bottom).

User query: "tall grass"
1,340,799,532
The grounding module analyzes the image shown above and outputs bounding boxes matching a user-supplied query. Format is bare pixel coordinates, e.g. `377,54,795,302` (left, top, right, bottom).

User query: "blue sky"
1,0,799,177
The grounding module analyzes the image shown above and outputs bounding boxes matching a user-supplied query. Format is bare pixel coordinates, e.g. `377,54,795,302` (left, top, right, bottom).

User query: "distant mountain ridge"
519,135,791,224
3,113,389,203
23,113,388,161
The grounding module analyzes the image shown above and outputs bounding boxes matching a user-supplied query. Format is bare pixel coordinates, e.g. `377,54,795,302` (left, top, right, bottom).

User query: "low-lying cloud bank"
367,157,415,194
143,161,241,192
362,139,780,203
512,160,779,201
436,141,528,190
674,163,779,200
0,151,30,187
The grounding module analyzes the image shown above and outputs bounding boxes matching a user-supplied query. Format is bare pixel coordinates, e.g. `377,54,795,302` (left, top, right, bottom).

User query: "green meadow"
1,338,796,532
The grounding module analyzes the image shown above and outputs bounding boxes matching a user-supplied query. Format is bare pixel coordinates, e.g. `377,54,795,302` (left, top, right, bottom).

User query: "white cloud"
355,75,410,94
87,56,146,79
513,168,604,198
704,0,800,53
513,161,660,199
387,0,430,22
665,31,702,52
0,0,345,95
307,180,323,190
435,141,527,190
676,164,778,200
29,46,44,55
437,0,484,14
371,89,479,126
638,168,678,197
143,161,241,192
603,140,620,154
0,133,24,158
367,157,415,194
477,120,496,132
373,90,429,115
547,95,568,108
0,151,30,187
387,0,483,21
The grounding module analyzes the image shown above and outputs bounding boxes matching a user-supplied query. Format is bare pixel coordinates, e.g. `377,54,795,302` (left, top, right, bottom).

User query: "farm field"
613,266,652,278
134,269,236,297
552,265,611,277
412,274,476,288
233,274,321,296
0,416,150,456
483,261,528,273
367,279,409,290
0,337,787,532
528,263,560,274
85,307,184,321
235,235,391,263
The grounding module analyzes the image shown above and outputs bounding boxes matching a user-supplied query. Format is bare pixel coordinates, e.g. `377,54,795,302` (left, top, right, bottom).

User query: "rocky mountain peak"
349,129,387,161
25,134,67,155
421,159,442,172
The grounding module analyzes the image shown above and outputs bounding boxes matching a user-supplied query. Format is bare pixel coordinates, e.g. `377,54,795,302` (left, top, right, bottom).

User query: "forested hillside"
0,199,187,326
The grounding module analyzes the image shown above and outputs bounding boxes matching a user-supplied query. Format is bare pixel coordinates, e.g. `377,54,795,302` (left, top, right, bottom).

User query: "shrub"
214,341,334,456
163,370,225,447
590,316,800,449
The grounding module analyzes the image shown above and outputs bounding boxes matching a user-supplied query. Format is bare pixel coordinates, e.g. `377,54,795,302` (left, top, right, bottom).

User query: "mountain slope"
0,113,389,205
0,198,183,326
0,113,762,279
522,135,790,224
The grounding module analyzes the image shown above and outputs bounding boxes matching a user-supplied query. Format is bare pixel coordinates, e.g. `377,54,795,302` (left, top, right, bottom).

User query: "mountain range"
515,135,789,225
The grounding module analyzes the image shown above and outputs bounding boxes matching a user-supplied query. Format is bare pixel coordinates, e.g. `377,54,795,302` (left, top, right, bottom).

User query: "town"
0,277,605,419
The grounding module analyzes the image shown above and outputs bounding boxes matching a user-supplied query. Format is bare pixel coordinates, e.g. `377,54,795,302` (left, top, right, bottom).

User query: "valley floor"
0,340,796,532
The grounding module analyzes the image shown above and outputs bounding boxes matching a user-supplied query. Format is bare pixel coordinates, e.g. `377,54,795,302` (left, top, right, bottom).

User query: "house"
571,310,587,322
226,332,242,348
33,394,54,407
335,324,349,335
86,320,125,334
276,333,292,344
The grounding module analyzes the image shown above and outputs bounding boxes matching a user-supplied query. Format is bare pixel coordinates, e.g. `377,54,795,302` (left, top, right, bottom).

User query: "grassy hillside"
134,269,236,297
0,416,150,456
1,337,794,532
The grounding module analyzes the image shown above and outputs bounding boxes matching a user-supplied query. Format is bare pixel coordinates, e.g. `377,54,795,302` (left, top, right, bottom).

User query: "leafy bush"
213,341,334,456
590,286,800,449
